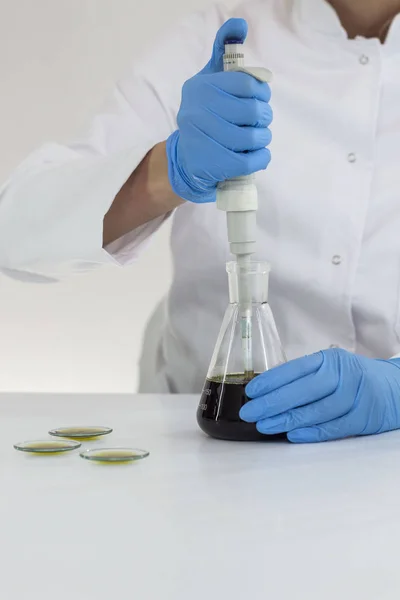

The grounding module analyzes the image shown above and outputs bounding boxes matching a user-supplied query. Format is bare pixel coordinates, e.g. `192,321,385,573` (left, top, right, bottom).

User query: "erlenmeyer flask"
197,261,286,441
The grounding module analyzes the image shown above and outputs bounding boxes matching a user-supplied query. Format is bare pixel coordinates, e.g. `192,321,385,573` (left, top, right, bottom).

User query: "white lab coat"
1,0,400,392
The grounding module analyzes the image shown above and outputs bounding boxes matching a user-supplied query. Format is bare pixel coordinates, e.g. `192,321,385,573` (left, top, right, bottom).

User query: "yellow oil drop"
49,426,112,439
80,448,149,463
14,439,81,453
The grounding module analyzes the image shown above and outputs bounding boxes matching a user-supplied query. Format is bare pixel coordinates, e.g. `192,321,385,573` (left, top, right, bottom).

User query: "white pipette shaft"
218,41,256,377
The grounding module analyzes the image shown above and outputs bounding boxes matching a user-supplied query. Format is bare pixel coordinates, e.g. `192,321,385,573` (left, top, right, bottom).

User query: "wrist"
103,141,183,246
144,141,184,211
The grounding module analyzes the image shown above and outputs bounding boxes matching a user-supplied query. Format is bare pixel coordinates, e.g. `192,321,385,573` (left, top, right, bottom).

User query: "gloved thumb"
200,18,248,74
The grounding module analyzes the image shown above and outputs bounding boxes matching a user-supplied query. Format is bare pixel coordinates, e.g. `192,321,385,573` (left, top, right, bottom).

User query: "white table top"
2,393,400,600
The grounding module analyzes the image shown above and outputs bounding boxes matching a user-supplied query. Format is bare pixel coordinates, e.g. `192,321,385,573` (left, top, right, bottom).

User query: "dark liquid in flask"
197,374,286,442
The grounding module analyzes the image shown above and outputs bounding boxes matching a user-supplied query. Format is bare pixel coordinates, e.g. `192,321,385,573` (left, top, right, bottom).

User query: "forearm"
103,141,183,246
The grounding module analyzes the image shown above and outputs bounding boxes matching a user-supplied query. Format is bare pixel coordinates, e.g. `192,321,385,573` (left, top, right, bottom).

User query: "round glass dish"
14,439,81,453
79,447,149,463
49,426,113,439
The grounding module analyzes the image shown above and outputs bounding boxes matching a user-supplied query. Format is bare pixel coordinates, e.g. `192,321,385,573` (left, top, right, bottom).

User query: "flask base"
197,375,286,442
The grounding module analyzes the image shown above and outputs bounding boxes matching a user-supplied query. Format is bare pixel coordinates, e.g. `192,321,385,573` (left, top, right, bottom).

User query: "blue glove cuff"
166,131,216,204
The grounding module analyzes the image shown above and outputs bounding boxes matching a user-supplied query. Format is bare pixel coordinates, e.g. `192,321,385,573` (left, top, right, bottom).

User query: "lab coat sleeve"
0,5,227,281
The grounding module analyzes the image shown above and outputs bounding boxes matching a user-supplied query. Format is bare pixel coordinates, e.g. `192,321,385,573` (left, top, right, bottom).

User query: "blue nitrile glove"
166,18,272,203
239,349,400,443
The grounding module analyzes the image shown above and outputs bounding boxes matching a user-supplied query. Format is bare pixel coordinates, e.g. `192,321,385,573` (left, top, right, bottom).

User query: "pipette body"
216,41,272,378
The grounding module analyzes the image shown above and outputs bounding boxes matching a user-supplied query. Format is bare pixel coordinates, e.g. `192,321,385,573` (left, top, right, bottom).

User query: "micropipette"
216,40,272,378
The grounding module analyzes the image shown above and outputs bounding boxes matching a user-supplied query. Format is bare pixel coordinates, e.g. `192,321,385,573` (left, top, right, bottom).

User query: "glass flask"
197,261,286,441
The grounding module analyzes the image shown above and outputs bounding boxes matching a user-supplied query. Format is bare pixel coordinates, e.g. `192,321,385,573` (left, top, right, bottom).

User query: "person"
1,0,400,443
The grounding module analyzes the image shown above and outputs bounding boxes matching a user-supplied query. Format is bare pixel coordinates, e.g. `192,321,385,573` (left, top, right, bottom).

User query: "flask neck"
227,261,270,304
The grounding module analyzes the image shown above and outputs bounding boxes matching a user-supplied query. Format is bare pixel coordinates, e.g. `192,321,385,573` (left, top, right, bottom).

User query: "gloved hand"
166,18,272,203
239,348,400,443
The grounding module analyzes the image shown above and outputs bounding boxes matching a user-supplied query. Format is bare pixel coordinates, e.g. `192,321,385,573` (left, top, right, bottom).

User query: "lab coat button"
359,54,369,65
347,153,357,163
332,255,342,265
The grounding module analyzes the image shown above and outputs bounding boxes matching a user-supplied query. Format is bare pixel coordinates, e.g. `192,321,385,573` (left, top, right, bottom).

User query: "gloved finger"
223,98,272,127
200,18,248,75
186,112,272,152
230,147,271,176
211,71,271,102
194,81,272,126
186,134,271,180
209,114,272,151
240,366,338,422
246,352,324,398
255,390,355,434
287,413,357,443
